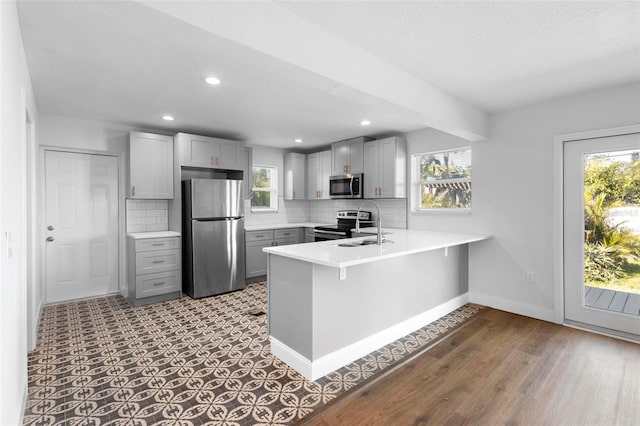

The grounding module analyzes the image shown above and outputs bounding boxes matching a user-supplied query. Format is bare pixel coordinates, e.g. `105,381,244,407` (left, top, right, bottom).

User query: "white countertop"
245,222,331,231
263,229,489,268
126,231,181,239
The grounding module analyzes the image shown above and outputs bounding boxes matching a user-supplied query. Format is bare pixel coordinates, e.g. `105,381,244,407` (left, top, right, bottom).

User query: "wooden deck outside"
584,285,640,315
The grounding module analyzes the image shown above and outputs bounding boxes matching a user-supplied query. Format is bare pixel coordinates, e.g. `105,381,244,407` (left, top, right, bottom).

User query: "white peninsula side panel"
267,243,469,380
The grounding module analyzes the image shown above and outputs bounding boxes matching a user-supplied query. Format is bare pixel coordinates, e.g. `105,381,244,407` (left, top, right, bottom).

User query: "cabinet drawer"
135,270,181,298
245,230,274,242
135,237,180,252
273,237,298,247
274,228,300,239
136,249,181,275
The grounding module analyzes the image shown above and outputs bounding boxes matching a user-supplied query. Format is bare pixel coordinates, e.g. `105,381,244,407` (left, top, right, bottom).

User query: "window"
413,147,472,210
251,165,278,211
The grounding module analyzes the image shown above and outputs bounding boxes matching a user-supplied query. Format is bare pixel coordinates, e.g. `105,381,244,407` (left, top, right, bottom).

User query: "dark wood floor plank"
304,309,640,426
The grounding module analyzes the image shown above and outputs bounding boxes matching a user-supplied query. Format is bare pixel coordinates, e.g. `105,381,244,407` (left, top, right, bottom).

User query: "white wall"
0,1,39,424
405,83,640,322
38,113,139,152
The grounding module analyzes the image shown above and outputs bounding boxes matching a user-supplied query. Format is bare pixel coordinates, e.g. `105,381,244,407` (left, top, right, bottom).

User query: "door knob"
47,225,54,231
46,236,54,242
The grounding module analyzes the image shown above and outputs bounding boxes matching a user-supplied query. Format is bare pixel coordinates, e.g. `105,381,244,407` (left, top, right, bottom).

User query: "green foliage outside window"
251,166,277,210
415,148,472,209
583,151,640,291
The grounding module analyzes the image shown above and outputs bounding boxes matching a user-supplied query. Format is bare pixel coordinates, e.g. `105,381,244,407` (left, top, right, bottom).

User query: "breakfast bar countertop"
245,222,331,232
263,229,489,268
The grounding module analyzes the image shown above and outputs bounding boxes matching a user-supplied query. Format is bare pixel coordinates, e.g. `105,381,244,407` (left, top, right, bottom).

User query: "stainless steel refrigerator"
182,178,245,298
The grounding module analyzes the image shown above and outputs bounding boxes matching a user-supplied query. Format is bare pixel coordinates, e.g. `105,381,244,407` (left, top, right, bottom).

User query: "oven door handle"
314,229,347,236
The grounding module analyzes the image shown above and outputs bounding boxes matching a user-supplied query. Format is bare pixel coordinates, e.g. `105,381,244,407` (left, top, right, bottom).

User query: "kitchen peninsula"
263,229,488,380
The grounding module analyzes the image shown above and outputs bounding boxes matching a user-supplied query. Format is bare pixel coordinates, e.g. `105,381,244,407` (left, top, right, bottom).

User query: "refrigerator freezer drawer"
185,218,245,298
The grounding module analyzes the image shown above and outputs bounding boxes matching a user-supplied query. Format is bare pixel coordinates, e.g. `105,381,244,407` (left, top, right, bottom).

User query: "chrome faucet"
355,200,384,245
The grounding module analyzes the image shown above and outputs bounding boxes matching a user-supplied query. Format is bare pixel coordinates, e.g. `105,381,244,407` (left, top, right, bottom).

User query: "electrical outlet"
526,271,535,284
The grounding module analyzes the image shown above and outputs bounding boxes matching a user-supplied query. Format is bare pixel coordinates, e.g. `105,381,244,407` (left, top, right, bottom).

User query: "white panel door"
45,151,119,303
564,133,640,339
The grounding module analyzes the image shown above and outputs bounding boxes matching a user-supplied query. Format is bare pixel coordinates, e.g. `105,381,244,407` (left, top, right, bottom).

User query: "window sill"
251,208,279,213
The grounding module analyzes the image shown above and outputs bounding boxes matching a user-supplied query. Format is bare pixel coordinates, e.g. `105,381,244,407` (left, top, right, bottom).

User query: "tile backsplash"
126,197,406,232
243,197,309,226
244,197,407,229
126,200,168,233
308,199,408,229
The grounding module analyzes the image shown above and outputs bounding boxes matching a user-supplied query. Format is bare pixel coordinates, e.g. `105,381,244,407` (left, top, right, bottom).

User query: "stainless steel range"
313,210,373,241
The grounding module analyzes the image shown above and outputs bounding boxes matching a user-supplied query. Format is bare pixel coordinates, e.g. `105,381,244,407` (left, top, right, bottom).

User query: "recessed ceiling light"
295,138,303,143
204,76,221,85
360,120,371,126
162,115,174,121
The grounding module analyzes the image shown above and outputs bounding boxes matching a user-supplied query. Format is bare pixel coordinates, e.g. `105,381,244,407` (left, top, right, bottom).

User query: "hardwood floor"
301,309,640,426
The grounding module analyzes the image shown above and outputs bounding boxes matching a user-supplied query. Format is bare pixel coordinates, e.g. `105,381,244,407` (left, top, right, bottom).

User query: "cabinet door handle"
152,243,165,246
131,185,136,196
153,281,165,286
152,260,165,264
256,234,264,238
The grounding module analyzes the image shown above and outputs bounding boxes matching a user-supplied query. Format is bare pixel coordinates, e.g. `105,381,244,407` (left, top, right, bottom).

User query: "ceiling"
16,0,640,149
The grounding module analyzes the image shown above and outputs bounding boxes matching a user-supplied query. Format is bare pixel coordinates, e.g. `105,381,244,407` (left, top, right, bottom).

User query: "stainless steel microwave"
329,173,363,199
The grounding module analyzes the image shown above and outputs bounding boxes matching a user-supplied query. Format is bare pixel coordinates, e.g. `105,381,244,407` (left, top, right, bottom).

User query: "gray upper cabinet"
364,136,407,198
331,136,370,175
128,132,174,199
307,150,331,200
284,152,306,200
176,132,243,170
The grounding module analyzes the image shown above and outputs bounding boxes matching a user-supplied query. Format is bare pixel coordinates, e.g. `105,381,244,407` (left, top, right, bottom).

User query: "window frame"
251,164,279,212
411,147,472,213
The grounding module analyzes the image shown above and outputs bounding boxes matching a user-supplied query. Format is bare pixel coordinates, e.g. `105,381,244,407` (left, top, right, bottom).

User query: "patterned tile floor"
24,282,483,426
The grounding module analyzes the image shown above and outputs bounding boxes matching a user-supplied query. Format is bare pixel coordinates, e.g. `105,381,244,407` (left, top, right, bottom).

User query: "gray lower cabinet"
245,228,303,279
305,227,315,242
127,236,181,305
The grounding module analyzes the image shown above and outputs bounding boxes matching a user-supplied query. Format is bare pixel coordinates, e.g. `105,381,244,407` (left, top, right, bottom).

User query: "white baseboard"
469,291,555,322
270,293,469,381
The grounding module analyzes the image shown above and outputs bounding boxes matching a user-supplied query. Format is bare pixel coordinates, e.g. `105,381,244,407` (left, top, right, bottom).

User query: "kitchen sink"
337,238,392,247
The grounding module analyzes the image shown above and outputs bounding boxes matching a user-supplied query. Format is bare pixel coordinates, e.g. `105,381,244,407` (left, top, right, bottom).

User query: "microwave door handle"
350,175,354,196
